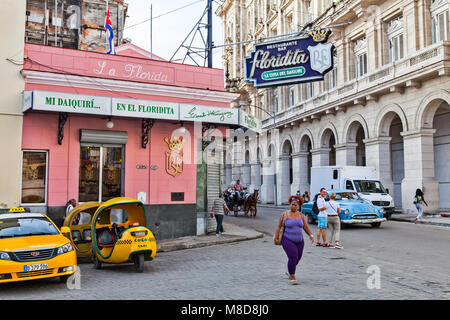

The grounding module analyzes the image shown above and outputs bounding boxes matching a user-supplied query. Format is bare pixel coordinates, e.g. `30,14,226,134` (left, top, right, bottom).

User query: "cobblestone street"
0,207,449,300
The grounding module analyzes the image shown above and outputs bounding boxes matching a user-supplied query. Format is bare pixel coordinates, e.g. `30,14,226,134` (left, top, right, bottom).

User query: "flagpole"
106,0,109,47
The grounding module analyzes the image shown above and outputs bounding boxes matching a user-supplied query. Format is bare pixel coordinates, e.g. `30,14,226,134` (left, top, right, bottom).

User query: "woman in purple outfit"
274,195,314,285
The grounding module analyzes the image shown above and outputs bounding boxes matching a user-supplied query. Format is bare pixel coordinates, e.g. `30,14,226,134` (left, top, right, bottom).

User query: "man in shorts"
316,188,328,247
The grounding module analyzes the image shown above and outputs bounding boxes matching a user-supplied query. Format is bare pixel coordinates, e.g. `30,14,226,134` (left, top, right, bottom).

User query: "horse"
244,189,259,217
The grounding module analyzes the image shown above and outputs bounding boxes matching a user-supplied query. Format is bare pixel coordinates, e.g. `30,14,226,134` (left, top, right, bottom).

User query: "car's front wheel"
306,213,315,225
371,222,381,228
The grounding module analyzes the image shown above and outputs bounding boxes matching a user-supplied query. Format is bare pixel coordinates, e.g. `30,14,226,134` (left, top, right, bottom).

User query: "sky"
122,0,224,69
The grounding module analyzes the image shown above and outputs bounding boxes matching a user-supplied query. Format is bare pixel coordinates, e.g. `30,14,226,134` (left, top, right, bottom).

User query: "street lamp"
238,103,278,206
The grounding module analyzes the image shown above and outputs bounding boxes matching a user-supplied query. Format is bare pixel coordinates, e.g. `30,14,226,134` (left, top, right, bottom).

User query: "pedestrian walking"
316,188,328,247
325,192,343,249
65,199,76,217
210,193,231,236
302,191,310,203
273,195,314,285
414,189,428,224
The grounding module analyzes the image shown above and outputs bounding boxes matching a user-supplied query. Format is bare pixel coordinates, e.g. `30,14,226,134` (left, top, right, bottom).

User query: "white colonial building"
217,0,450,214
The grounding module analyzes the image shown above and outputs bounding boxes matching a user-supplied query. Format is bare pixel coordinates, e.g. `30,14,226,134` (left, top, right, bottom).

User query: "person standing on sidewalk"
414,189,428,224
325,193,343,249
211,193,231,236
274,195,314,285
316,188,328,247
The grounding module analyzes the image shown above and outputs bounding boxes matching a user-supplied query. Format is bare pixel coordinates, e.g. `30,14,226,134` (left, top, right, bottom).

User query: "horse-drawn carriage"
224,189,259,217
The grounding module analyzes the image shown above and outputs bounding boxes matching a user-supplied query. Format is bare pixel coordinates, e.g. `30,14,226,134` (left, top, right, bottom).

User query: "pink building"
20,43,239,239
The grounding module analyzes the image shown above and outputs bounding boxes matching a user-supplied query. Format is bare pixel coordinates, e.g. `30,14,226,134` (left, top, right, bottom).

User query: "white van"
310,166,394,219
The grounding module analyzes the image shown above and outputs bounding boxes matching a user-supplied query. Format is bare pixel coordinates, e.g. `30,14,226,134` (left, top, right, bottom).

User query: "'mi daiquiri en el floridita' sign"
245,28,334,88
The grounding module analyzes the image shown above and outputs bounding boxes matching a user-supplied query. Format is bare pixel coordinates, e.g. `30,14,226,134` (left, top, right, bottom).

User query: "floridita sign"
245,28,334,88
23,91,248,127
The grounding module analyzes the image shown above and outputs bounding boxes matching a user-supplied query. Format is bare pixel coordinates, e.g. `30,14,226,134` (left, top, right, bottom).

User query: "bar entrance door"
79,144,124,203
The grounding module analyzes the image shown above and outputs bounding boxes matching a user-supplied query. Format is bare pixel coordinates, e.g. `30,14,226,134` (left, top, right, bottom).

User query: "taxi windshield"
0,217,59,239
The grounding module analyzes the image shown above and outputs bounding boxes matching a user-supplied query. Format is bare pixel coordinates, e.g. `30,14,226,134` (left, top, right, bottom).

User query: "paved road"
0,207,449,300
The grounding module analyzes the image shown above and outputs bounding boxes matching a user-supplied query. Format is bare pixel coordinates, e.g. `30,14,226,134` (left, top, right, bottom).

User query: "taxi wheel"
59,275,69,283
133,254,144,273
92,253,102,269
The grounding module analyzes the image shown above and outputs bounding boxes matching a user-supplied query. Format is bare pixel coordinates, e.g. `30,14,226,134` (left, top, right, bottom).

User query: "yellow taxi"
0,208,77,284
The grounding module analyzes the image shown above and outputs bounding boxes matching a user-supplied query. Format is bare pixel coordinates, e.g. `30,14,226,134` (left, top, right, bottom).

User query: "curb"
390,216,450,227
157,230,264,253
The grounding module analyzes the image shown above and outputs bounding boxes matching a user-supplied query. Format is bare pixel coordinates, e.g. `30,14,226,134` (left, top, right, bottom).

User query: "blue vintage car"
302,190,387,228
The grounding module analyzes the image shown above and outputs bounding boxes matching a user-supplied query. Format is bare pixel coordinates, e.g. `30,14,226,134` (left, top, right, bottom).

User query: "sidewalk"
256,203,450,227
156,222,265,253
390,212,450,227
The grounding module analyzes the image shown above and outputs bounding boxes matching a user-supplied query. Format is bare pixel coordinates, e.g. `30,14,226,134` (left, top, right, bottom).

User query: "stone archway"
343,116,369,166
374,106,407,210
414,91,450,212
317,126,338,166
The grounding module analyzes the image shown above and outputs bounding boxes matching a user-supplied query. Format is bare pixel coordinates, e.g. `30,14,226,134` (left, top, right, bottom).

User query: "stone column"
311,148,331,167
335,143,358,166
292,151,310,195
249,161,262,193
260,159,274,204
364,137,395,200
242,163,251,188
224,164,232,188
401,129,439,214
403,0,419,55
277,155,291,205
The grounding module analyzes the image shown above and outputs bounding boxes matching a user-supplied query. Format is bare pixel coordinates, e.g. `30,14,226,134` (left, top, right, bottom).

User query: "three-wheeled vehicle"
63,201,100,257
64,197,157,272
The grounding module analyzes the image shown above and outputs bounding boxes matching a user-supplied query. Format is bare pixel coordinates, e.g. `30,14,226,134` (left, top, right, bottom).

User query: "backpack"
312,194,320,215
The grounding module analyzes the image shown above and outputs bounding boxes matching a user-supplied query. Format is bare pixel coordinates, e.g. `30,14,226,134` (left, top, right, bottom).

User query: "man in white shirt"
316,188,328,246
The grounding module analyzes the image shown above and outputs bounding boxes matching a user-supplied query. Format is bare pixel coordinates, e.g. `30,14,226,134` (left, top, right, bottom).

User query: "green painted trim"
91,201,147,260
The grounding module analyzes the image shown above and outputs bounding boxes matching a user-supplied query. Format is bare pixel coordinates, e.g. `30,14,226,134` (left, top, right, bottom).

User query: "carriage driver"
234,179,244,192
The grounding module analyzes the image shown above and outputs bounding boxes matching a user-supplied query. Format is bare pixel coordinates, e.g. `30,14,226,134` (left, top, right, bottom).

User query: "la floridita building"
216,0,450,214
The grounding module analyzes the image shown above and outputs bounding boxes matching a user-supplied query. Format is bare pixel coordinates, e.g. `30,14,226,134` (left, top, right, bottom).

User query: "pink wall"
24,44,226,93
22,113,200,206
22,44,232,207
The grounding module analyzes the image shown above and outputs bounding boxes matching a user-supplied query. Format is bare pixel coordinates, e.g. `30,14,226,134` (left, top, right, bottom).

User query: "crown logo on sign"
164,136,184,152
308,28,331,43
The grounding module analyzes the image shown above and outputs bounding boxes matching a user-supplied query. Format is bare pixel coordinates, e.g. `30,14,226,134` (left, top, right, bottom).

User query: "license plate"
24,263,48,272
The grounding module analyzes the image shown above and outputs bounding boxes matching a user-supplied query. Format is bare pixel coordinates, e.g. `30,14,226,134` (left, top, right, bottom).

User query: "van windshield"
354,180,387,193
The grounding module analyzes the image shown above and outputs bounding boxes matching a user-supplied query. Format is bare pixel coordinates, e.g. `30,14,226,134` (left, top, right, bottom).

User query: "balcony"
262,41,450,129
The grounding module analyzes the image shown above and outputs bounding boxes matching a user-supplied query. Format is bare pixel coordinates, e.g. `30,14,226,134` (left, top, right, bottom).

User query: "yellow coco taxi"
90,198,157,273
0,208,76,284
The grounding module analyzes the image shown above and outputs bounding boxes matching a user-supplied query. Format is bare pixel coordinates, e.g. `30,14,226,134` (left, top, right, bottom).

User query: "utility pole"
150,3,152,59
207,0,213,68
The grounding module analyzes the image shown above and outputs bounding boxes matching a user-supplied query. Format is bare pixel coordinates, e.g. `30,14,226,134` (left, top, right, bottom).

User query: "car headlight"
0,252,11,261
379,208,385,213
57,243,73,256
344,209,350,214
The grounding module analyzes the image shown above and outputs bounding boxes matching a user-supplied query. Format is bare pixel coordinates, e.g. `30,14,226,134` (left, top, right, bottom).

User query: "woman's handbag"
274,212,287,245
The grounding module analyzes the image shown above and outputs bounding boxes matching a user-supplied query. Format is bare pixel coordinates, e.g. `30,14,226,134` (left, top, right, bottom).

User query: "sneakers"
335,243,344,249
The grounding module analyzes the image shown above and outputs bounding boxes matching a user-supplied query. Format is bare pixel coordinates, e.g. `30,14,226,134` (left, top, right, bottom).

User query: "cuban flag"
105,6,116,54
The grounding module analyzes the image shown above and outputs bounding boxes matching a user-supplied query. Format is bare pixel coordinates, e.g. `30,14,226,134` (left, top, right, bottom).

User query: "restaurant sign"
24,90,110,115
179,104,239,125
239,110,261,133
112,98,179,120
245,28,334,88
